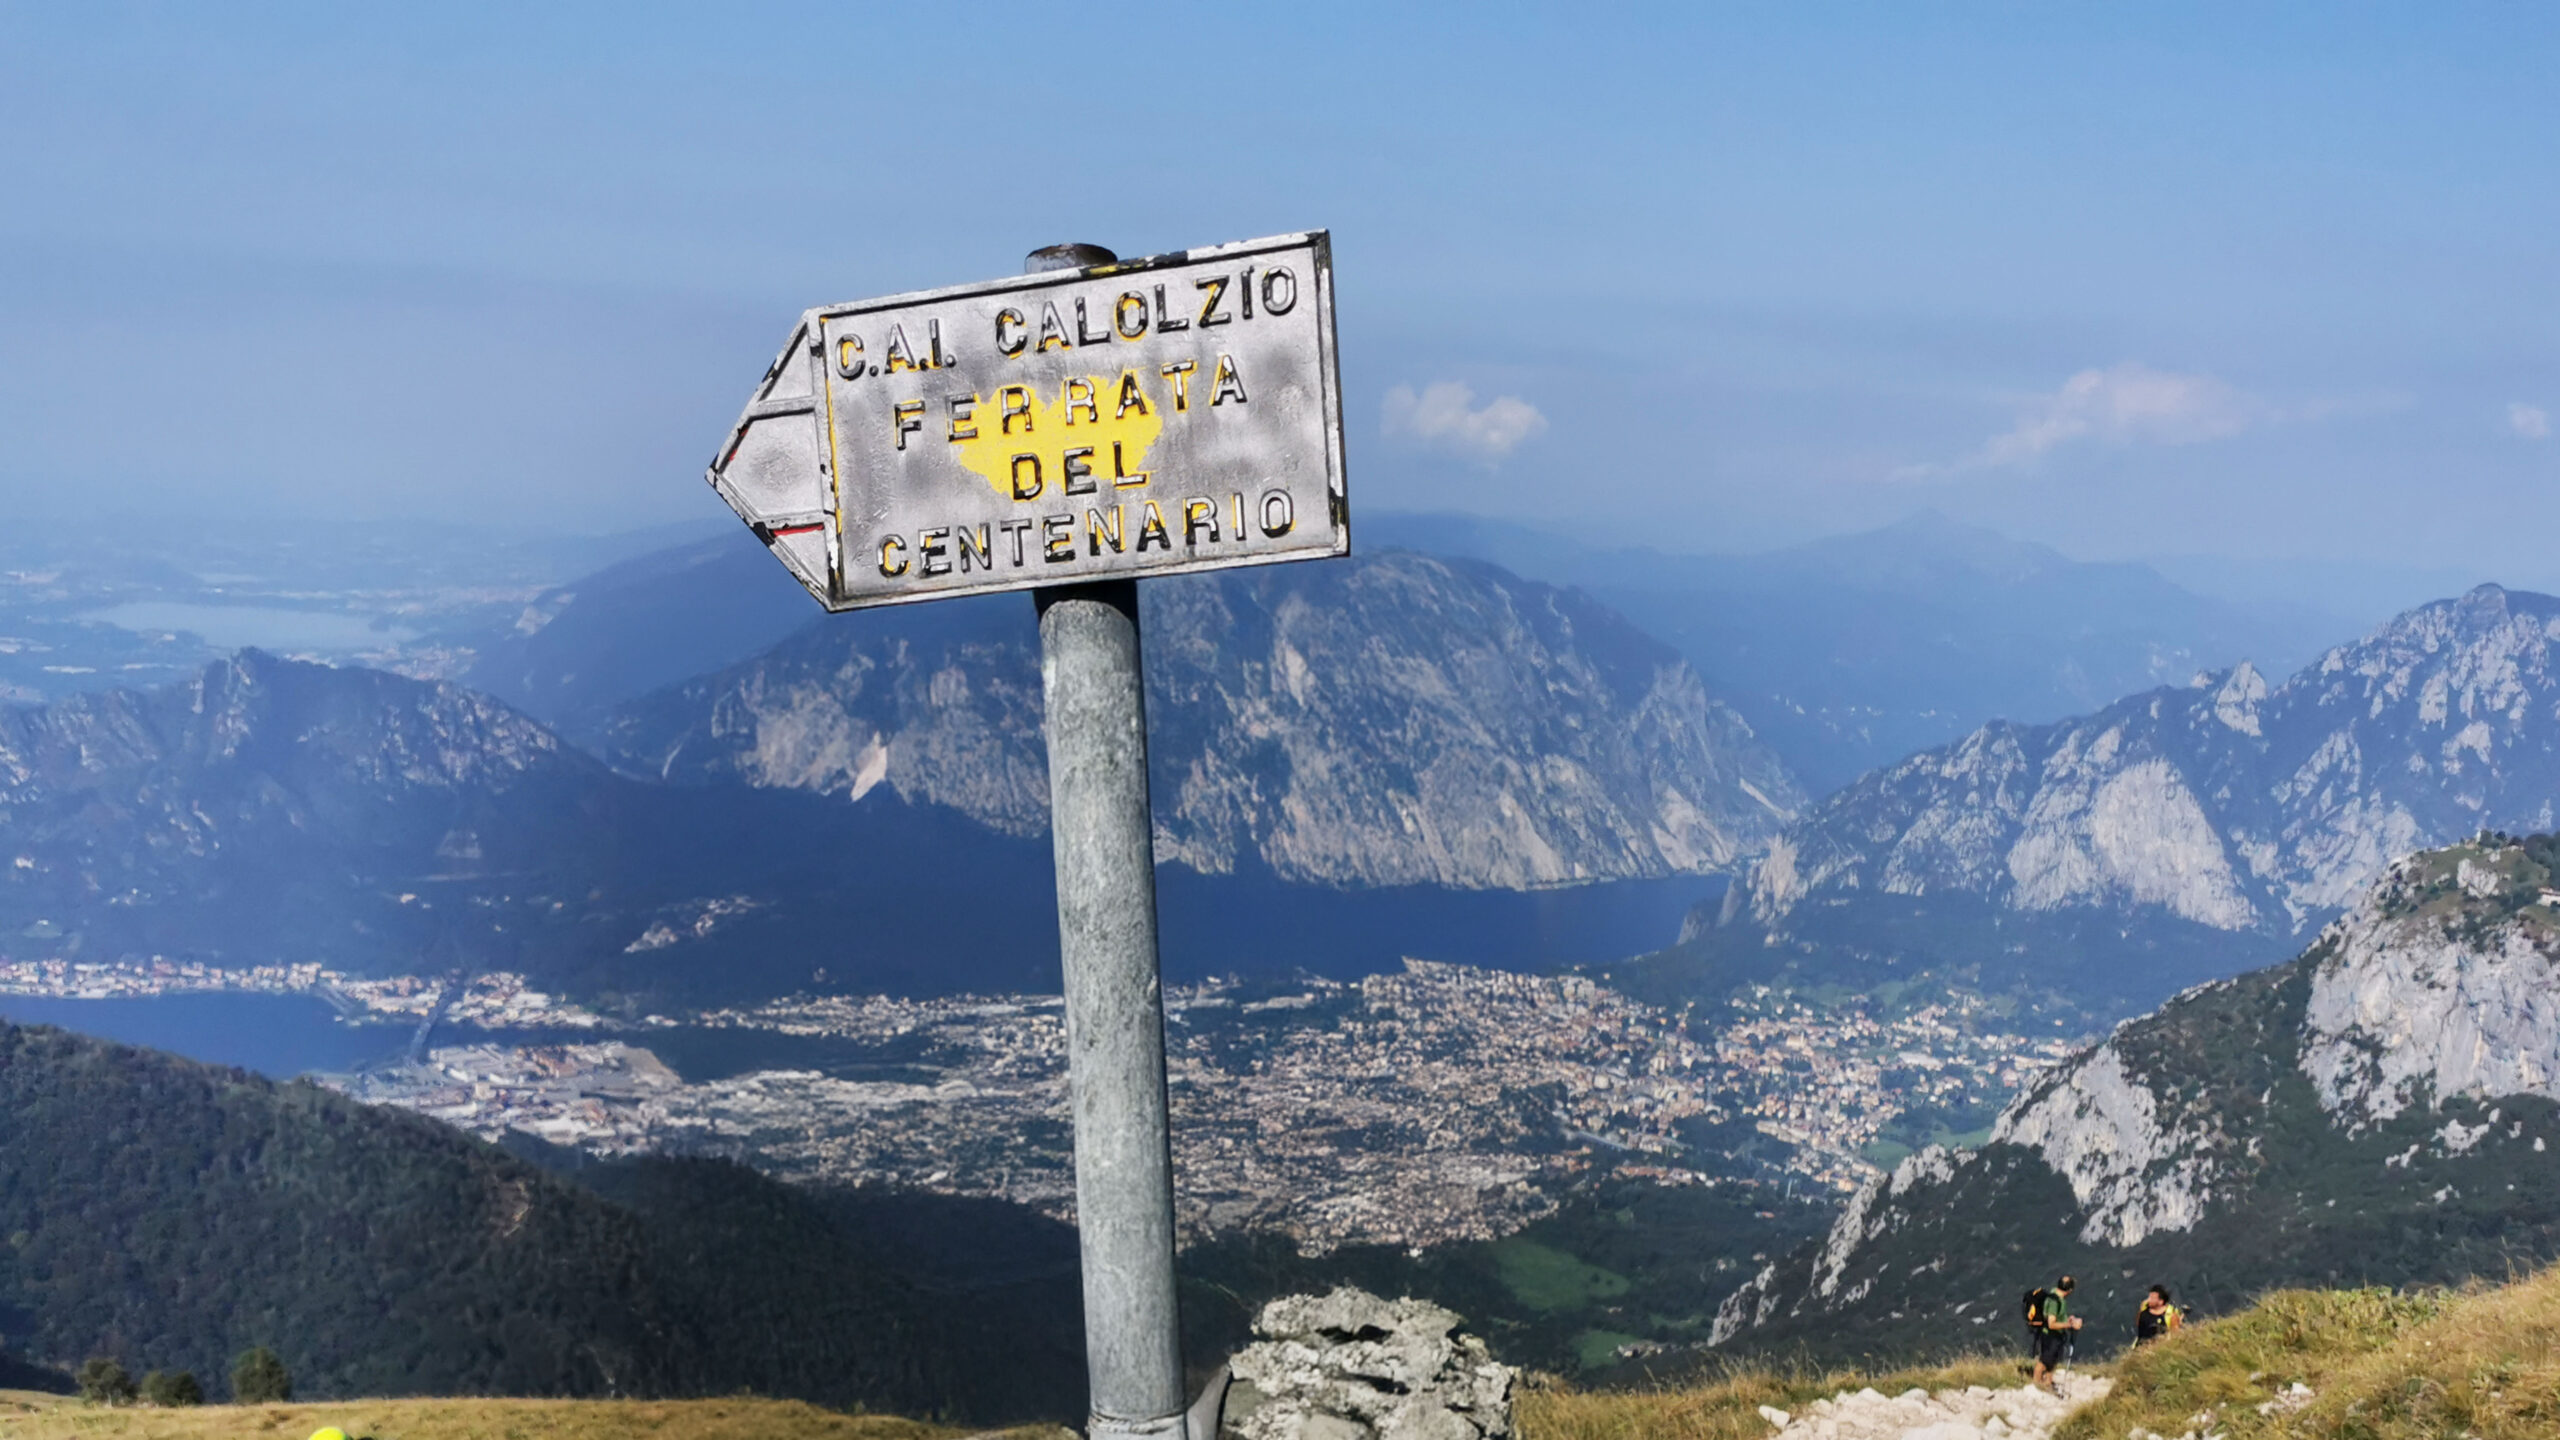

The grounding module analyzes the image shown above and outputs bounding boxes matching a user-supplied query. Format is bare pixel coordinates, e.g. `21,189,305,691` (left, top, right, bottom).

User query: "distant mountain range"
1740,584,2560,944
1709,833,2560,1365
456,529,818,739
451,511,2348,801
1364,509,2351,794
11,512,2522,1013
0,552,1795,1004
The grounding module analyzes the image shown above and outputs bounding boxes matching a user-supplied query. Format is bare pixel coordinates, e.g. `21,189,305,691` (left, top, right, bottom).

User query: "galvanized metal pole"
1027,243,1189,1440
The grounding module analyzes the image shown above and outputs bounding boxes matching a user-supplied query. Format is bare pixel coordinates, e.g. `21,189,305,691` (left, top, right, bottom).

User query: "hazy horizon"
5,5,2555,616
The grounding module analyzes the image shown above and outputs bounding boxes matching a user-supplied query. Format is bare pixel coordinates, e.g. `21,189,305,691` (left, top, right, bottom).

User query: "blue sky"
3,4,2554,604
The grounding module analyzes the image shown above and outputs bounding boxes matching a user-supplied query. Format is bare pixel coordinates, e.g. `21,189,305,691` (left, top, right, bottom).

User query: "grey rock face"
2298,849,2560,1129
601,551,1805,890
1223,1287,1514,1440
1711,834,2560,1361
1746,585,2560,935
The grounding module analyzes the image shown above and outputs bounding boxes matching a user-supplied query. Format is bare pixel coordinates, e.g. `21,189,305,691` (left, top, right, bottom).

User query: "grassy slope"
0,1394,1064,1440
1517,1356,2027,1440
2061,1261,2560,1440
1525,1260,2560,1440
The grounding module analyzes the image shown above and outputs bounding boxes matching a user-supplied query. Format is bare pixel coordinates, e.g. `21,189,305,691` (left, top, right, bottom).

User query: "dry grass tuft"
2277,1262,2560,1440
1517,1354,2027,1440
0,1392,1066,1440
2058,1261,2560,1440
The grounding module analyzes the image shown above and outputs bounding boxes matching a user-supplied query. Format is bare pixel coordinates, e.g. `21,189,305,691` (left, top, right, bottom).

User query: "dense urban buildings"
0,956,2074,1252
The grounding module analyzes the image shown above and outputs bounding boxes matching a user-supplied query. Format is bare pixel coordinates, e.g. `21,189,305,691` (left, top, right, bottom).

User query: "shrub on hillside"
76,1356,137,1405
232,1346,292,1403
142,1369,204,1406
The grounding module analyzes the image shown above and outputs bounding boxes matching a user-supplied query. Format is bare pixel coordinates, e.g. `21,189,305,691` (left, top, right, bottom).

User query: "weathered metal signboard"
709,232,1346,610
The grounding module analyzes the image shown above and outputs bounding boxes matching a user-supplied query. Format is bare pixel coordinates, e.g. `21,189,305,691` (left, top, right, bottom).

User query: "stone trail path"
1762,1371,2112,1440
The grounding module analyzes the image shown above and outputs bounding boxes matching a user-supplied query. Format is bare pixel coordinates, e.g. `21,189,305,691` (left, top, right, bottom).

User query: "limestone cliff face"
2297,849,2560,1130
1745,586,2560,935
1710,835,2560,1358
599,551,1805,890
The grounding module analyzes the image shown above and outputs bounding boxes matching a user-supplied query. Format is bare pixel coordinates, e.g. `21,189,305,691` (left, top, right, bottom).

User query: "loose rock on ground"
1764,1372,2111,1440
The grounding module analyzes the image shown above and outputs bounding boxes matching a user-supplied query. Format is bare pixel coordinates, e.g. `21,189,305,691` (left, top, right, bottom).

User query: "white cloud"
1382,381,1547,465
1903,362,2266,477
2510,402,2551,440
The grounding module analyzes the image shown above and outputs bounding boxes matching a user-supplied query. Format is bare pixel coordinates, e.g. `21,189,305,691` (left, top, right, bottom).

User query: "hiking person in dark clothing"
2028,1275,2080,1393
2135,1285,2182,1345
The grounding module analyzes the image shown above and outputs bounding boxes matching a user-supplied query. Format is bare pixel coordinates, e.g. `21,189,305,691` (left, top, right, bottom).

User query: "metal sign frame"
707,233,1349,1440
709,231,1346,611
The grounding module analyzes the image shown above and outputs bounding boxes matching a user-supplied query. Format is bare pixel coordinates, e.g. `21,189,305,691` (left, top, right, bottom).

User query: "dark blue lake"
0,992,413,1079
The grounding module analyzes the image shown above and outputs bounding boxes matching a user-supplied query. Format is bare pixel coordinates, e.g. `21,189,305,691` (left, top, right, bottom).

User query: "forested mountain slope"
0,1021,1081,1420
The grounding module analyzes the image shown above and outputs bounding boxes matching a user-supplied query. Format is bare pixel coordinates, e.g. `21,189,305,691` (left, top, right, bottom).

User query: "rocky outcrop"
2298,847,2560,1128
1988,1039,2238,1250
1222,1287,1515,1440
1744,586,2560,935
601,551,1805,890
1708,833,2560,1363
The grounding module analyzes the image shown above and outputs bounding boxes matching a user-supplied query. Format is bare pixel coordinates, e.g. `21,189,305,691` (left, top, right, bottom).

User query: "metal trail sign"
710,232,1346,610
707,235,1348,1440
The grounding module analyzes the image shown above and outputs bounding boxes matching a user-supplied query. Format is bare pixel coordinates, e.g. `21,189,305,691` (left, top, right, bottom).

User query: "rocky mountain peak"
2211,660,2267,734
2298,837,2560,1131
1742,586,2560,938
601,550,1807,890
1,650,581,815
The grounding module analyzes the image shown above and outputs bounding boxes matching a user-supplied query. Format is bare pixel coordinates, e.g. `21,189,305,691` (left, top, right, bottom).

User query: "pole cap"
1026,243,1118,273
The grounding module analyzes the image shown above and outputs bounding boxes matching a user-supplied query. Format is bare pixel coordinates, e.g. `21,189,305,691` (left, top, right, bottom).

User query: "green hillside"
0,1022,1082,1424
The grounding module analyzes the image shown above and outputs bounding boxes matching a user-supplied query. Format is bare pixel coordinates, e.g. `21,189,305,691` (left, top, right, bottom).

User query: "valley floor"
0,1395,1062,1440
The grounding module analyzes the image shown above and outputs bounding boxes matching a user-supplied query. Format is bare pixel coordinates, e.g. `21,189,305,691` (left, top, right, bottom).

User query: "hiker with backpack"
2135,1285,2183,1346
2023,1275,2081,1393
